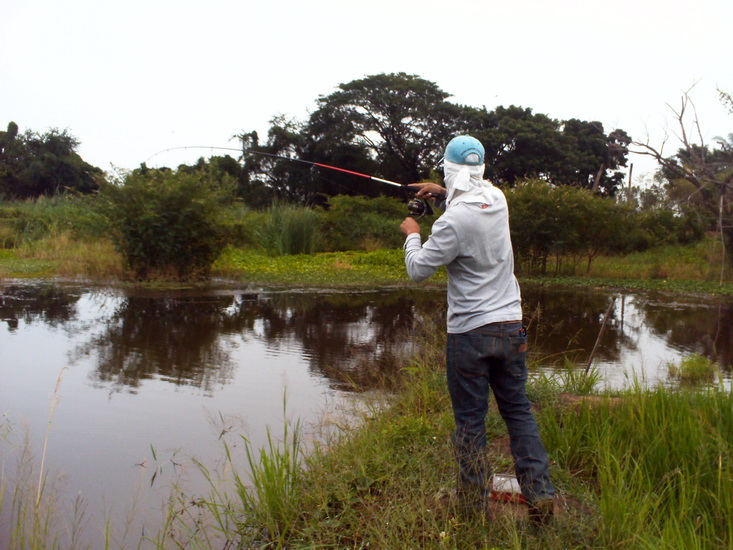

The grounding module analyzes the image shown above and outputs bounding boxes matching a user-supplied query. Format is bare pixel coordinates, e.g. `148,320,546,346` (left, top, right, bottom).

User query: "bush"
320,195,412,251
219,204,266,248
100,169,233,279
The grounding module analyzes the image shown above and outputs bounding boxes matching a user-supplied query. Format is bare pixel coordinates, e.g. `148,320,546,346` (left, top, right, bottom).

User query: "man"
400,135,554,522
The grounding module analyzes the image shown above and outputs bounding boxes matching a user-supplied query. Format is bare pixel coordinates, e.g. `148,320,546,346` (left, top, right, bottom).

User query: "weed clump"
667,353,719,384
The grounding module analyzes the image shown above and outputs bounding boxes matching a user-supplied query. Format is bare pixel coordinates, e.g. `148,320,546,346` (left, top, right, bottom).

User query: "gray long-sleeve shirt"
403,192,522,334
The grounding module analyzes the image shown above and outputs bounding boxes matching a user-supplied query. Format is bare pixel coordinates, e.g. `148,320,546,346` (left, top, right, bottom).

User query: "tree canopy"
0,122,104,199
236,73,631,204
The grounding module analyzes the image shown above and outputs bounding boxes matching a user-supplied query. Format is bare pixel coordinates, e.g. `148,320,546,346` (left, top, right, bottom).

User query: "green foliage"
319,195,410,251
100,169,232,279
257,202,321,255
172,154,275,209
213,247,416,286
309,73,460,184
667,354,719,384
541,387,733,548
0,195,108,247
0,122,104,199
236,74,633,203
507,181,626,274
236,418,303,544
506,180,704,275
469,107,630,195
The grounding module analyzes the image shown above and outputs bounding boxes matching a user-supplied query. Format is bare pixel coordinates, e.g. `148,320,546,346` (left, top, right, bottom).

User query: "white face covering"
443,160,500,207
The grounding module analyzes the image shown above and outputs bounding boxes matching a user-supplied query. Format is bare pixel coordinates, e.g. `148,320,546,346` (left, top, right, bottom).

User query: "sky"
2,0,732,185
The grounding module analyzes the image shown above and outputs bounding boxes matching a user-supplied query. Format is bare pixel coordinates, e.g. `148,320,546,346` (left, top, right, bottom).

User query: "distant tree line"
3,74,731,279
0,121,104,199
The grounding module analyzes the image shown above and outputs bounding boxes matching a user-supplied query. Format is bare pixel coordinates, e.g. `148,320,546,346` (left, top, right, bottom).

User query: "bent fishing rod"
147,146,438,218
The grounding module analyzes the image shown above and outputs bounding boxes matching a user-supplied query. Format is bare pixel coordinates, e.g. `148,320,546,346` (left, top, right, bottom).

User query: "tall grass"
16,233,124,280
258,203,321,256
587,237,727,282
1,369,79,550
0,195,109,248
541,386,733,548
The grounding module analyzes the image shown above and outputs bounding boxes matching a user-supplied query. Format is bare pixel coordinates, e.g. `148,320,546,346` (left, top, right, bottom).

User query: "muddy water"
1,282,731,547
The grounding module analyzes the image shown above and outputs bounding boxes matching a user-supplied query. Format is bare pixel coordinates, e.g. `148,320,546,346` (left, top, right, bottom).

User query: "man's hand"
400,217,420,236
410,182,446,200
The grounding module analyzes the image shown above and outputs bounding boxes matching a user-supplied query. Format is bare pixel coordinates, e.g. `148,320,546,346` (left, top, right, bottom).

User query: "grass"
4,237,733,297
211,246,447,287
220,345,733,549
668,354,720,385
587,239,725,282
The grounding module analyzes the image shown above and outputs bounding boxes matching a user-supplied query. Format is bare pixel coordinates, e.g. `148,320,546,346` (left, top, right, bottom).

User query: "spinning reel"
406,197,434,219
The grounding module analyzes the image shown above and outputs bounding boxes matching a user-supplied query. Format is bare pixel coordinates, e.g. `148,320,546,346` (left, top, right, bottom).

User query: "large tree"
308,72,464,184
466,106,568,186
0,122,104,199
468,108,630,194
234,73,631,202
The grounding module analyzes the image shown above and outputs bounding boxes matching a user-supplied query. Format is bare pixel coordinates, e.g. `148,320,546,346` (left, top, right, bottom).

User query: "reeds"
541,385,733,548
257,203,321,256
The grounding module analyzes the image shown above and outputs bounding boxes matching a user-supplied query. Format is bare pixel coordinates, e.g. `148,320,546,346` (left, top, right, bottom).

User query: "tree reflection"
88,294,252,392
633,295,733,370
253,291,444,389
5,283,731,394
0,283,81,331
521,286,624,365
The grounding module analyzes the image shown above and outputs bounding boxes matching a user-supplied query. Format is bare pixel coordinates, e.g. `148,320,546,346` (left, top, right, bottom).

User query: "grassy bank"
146,327,730,549
3,238,732,297
213,338,732,549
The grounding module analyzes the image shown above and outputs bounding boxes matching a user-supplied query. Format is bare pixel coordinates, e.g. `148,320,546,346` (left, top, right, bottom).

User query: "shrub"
100,169,233,279
320,195,411,251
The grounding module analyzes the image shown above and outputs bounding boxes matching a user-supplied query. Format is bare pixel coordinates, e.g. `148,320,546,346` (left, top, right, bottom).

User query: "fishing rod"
147,146,437,218
246,150,436,218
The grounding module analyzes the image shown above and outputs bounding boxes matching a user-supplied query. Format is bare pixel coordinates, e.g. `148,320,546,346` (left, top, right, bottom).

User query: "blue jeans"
446,322,554,503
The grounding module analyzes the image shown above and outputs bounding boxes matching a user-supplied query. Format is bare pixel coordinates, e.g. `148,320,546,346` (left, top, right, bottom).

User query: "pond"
1,281,731,547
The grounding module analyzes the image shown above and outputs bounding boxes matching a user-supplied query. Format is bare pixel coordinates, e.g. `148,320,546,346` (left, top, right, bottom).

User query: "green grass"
212,247,448,287
587,238,727,282
221,336,733,549
668,354,721,384
0,249,58,278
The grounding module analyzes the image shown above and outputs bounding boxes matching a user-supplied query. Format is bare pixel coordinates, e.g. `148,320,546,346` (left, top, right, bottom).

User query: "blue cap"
444,135,485,166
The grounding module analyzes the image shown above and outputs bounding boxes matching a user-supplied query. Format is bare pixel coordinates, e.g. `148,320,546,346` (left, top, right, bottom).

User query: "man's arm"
401,216,459,282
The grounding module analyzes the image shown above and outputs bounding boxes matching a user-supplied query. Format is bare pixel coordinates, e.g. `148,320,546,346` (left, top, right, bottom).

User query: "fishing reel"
407,197,434,219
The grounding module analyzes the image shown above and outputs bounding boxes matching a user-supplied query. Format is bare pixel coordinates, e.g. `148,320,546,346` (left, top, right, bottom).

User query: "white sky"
2,0,732,184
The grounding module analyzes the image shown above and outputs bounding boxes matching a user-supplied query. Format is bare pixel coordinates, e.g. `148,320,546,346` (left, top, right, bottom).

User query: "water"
1,281,731,547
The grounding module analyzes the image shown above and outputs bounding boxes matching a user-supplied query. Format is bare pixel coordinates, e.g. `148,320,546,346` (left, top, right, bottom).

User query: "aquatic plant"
667,353,720,384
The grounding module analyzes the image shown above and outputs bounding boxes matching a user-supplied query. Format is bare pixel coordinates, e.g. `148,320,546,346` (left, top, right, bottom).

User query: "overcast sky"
2,0,731,184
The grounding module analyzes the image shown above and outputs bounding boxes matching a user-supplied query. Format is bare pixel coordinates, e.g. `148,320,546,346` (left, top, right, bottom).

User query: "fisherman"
399,135,555,522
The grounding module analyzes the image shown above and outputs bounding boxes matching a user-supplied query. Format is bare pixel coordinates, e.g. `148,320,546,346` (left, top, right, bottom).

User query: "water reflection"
2,281,731,548
0,283,82,330
520,286,733,385
1,283,731,393
79,289,442,392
